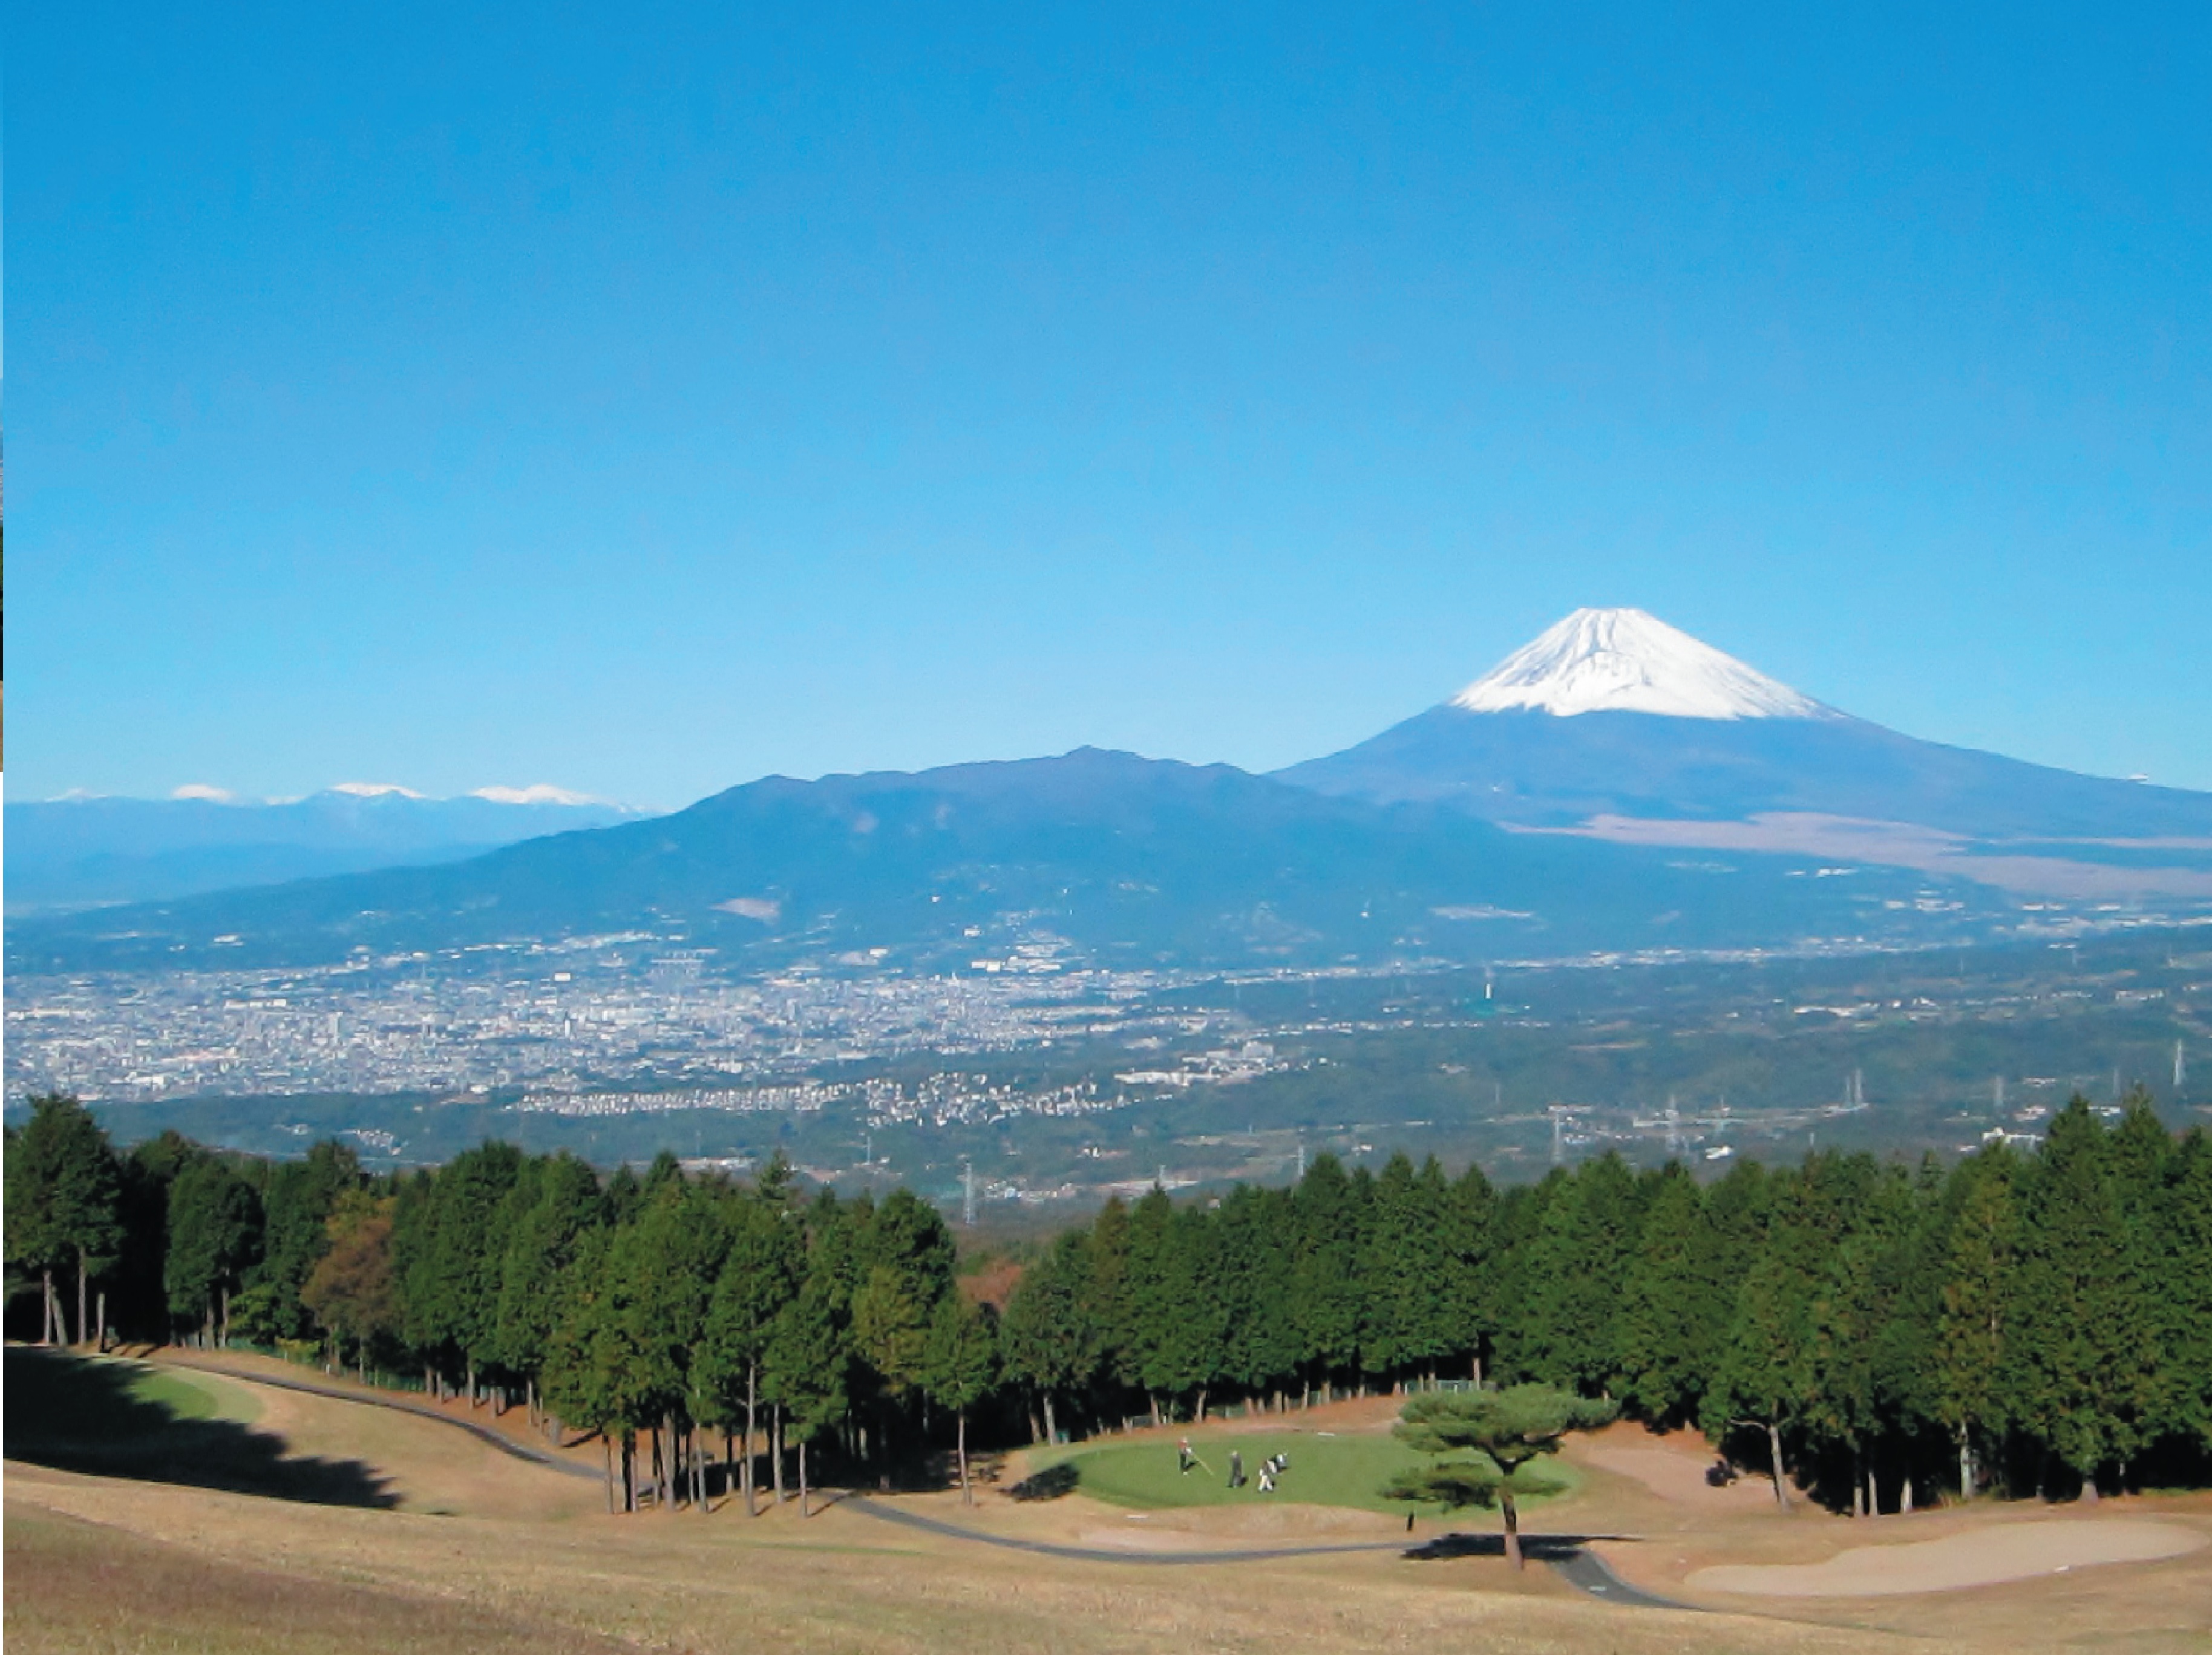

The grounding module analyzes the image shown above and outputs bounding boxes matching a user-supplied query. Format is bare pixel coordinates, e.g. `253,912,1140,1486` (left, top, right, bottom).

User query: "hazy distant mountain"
7,785,648,914
5,749,2005,974
1278,609,2212,900
16,613,2208,975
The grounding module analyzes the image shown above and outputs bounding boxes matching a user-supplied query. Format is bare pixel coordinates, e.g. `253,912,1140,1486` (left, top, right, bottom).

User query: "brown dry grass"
7,1455,1903,1655
7,1358,2210,1655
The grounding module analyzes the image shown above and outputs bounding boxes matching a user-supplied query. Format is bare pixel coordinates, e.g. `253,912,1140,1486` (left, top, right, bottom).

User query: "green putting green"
1033,1427,1578,1516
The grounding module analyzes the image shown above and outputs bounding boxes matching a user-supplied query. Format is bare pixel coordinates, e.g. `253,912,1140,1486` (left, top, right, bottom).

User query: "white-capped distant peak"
471,783,609,806
1451,608,1825,720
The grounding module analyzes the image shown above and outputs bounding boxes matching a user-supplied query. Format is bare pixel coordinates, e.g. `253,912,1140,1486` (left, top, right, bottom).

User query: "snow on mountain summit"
1451,608,1825,720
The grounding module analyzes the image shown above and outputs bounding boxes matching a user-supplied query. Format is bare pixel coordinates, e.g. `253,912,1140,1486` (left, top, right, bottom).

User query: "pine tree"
1384,1383,1617,1567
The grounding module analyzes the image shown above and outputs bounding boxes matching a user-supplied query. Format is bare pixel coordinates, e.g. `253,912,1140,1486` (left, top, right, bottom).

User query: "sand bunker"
1579,1440,1776,1509
1689,1518,2205,1597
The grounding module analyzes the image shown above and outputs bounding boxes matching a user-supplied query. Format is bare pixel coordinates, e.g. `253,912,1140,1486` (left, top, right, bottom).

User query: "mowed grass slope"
1038,1428,1577,1515
5,1349,259,1440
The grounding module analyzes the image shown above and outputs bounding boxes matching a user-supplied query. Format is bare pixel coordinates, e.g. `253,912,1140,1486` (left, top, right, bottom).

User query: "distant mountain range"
4,748,2012,974
6,786,646,915
12,611,2210,974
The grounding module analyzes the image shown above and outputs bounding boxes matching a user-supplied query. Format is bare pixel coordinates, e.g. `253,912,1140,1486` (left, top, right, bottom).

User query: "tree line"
7,1088,2210,1514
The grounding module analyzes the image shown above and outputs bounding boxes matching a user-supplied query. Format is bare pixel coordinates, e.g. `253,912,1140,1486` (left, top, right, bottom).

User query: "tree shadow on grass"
1006,1461,1081,1502
4,1347,398,1509
1404,1530,1628,1562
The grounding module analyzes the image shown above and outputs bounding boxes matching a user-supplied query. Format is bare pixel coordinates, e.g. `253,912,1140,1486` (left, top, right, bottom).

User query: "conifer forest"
8,1089,2210,1516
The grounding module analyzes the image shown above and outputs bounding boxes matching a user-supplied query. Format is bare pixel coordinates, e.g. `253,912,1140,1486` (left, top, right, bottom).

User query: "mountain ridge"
5,747,2012,975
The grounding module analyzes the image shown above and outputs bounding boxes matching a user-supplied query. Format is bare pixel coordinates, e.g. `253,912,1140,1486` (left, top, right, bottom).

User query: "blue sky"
15,2,2211,807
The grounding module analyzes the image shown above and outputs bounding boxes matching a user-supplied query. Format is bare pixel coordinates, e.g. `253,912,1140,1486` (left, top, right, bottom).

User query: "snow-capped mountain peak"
1450,608,1825,720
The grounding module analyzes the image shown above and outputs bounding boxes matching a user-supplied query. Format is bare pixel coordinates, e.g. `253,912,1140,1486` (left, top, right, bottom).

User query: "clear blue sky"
15,2,2211,807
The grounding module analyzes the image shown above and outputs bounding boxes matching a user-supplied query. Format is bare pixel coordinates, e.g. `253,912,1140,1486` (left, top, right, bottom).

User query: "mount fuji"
14,610,2211,977
1278,609,2212,900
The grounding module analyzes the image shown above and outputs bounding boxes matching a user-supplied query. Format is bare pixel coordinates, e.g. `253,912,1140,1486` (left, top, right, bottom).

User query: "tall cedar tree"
1931,1146,2017,1497
700,1177,803,1511
1000,1228,1099,1443
242,1141,362,1342
2009,1099,2152,1496
922,1293,998,1503
765,1275,850,1516
4,1095,125,1345
163,1157,264,1343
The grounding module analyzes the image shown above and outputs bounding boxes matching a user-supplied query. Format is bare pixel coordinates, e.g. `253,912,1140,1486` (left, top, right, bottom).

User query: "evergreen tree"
163,1157,264,1345
488,1152,604,1413
1288,1156,1364,1400
1445,1161,1497,1381
2155,1130,2212,1454
1121,1186,1180,1420
1214,1184,1299,1408
765,1275,850,1516
4,1094,125,1345
623,1174,731,1509
699,1176,803,1510
1384,1383,1617,1568
544,1226,659,1513
1000,1228,1098,1442
1615,1162,1712,1425
1085,1196,1138,1400
239,1140,361,1342
2009,1098,2153,1497
1930,1146,2017,1498
1704,1169,1824,1508
922,1293,998,1503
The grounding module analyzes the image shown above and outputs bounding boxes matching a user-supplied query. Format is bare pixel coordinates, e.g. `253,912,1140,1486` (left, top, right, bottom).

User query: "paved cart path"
845,1495,1695,1609
158,1354,600,1481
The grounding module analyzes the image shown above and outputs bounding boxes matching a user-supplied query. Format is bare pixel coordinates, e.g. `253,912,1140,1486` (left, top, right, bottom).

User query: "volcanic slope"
1277,609,2212,898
